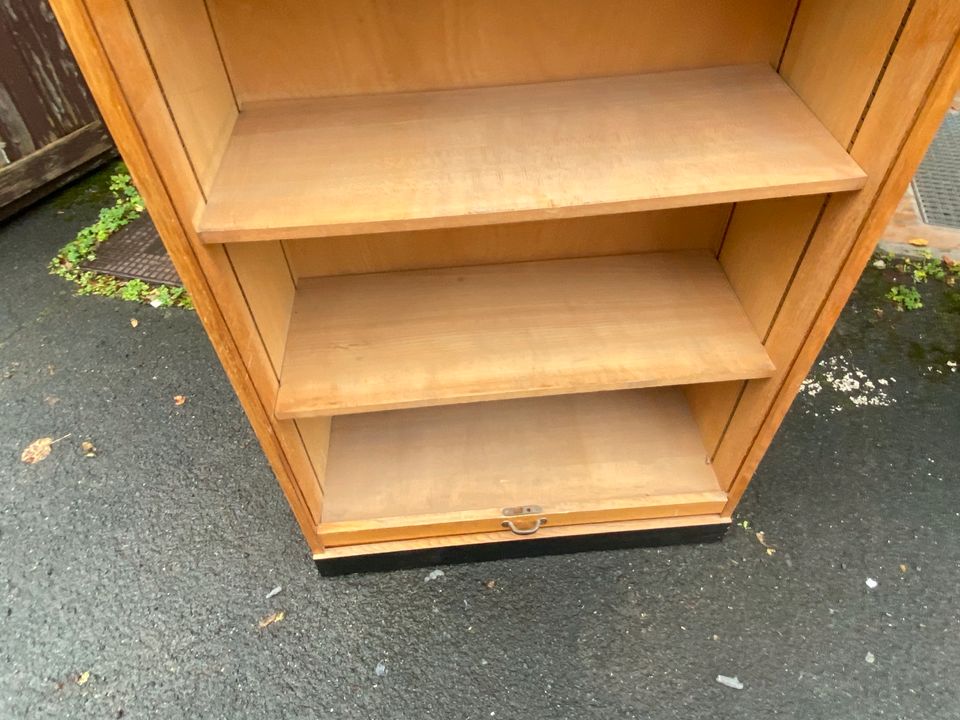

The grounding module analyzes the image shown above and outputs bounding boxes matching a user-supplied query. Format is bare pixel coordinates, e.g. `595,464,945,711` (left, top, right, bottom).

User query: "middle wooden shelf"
275,250,774,419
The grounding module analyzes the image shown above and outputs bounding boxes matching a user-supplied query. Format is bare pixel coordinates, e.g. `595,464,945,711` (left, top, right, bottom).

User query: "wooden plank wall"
0,0,112,217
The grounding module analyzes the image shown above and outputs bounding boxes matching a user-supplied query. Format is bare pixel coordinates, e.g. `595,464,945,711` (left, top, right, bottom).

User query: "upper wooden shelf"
275,251,775,418
197,64,866,244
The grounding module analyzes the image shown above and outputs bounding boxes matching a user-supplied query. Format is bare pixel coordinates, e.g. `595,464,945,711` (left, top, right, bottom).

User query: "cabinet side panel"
780,0,913,143
127,0,237,196
55,0,325,548
717,1,960,504
693,1,914,457
224,241,294,374
286,206,730,280
207,0,796,103
683,381,743,458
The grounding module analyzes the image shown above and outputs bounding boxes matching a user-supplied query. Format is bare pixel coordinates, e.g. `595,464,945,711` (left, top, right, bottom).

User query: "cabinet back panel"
286,205,731,281
206,0,797,104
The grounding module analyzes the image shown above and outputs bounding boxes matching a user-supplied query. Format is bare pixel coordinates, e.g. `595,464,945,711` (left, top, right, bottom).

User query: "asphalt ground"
1,174,959,719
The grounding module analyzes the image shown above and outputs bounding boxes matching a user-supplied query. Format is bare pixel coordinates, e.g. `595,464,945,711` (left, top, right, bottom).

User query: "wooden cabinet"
51,1,960,572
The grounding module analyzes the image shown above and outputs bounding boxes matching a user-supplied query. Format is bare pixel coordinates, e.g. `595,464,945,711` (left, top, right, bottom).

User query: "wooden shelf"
276,251,774,418
197,64,866,243
315,389,728,546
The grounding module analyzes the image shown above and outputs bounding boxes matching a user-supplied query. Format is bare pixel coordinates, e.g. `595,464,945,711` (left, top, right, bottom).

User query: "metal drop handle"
501,517,547,535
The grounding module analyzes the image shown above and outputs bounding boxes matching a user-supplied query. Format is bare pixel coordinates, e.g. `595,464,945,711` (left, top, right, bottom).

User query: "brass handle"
501,517,547,535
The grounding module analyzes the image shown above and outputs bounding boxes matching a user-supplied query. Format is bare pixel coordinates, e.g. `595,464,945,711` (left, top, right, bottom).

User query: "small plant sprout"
886,284,923,311
49,165,193,310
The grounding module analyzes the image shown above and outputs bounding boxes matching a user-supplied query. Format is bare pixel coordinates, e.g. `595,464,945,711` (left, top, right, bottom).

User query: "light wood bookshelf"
52,0,960,573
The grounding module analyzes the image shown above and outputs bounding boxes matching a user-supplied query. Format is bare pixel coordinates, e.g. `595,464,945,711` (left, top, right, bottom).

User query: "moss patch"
49,166,193,311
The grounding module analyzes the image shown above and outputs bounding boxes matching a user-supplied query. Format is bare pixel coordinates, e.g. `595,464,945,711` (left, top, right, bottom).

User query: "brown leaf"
20,434,71,464
755,531,777,554
173,395,187,406
908,237,929,247
81,441,97,458
21,438,53,464
130,318,139,328
899,563,909,573
258,611,285,629
483,579,496,590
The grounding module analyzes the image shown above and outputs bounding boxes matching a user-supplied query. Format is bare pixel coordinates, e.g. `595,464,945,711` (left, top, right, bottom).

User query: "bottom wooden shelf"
309,388,728,547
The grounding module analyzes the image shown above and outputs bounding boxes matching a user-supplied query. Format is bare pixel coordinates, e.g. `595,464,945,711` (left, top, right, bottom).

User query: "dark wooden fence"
0,0,113,220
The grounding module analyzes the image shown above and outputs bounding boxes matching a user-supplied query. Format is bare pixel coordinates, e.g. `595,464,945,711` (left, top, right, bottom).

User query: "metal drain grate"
80,213,181,286
913,111,960,230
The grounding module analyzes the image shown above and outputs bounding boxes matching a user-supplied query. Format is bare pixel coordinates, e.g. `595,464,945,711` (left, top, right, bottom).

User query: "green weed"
49,167,193,310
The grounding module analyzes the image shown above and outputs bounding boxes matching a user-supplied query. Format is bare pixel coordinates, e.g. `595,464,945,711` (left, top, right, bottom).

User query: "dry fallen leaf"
173,395,187,406
20,434,71,464
258,611,285,629
130,318,139,328
76,671,90,686
81,441,97,458
483,579,496,590
755,531,777,555
900,564,909,573
44,396,60,407
908,237,929,247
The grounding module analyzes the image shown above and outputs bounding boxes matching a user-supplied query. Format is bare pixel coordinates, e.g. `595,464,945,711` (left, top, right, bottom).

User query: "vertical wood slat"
0,0,99,159
0,1,109,211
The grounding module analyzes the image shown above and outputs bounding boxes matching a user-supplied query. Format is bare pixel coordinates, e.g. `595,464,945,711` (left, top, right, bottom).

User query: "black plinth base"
316,521,730,576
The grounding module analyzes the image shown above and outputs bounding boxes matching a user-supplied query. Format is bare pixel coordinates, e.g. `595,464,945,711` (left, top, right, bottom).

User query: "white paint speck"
803,355,897,413
716,675,744,690
865,578,878,589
